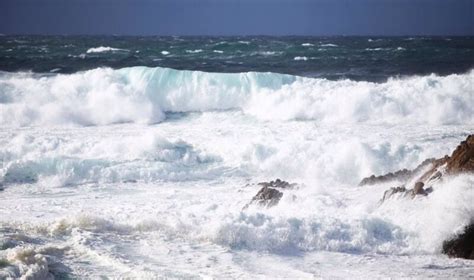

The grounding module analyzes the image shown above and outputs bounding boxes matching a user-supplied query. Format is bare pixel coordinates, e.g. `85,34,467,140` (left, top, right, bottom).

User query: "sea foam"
0,67,473,127
86,46,126,53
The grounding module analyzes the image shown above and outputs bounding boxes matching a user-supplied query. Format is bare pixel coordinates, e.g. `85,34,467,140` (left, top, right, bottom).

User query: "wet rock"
381,186,407,201
412,182,426,195
244,179,296,209
248,186,283,208
359,158,435,186
417,156,450,183
417,134,473,183
442,224,474,259
446,135,474,174
257,178,295,189
376,134,474,201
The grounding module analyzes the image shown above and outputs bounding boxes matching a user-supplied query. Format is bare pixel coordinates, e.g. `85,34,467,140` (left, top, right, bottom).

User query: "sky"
1,0,473,36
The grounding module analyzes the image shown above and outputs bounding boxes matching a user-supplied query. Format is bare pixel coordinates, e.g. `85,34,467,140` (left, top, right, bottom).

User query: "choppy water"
1,36,473,81
0,36,473,278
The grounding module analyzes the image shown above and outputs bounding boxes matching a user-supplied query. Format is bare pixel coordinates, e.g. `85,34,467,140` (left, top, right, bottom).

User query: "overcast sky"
1,0,473,36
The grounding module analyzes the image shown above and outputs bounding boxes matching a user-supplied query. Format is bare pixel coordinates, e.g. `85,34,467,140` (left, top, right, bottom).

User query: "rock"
376,134,474,201
359,169,412,186
359,158,435,186
381,186,407,201
244,179,296,209
446,135,474,174
417,134,474,182
417,155,450,183
369,135,474,260
381,182,430,202
442,224,474,259
257,178,295,189
248,186,283,208
412,182,426,195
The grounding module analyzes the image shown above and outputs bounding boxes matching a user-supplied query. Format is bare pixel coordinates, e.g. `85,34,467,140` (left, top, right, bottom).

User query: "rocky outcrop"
380,182,433,201
442,224,474,260
364,134,474,260
446,135,474,173
362,135,473,203
359,158,435,186
361,135,474,189
244,179,296,209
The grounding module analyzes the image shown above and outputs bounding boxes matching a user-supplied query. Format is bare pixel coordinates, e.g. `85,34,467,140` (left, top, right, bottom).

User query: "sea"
0,35,473,278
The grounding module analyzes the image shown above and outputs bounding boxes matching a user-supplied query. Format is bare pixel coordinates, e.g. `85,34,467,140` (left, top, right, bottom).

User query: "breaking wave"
0,67,473,126
86,46,127,53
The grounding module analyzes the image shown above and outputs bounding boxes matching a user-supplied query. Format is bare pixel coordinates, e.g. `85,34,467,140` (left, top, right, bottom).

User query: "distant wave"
294,56,308,61
320,43,338,47
185,49,203,54
0,67,473,126
86,46,127,53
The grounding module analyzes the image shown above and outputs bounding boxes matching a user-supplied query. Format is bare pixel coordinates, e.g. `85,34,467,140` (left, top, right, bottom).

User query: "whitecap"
86,46,126,54
320,43,338,47
185,49,203,54
294,56,308,61
1,66,472,126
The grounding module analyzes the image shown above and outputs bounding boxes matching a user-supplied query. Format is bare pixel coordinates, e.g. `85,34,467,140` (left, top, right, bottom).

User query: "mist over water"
1,36,473,278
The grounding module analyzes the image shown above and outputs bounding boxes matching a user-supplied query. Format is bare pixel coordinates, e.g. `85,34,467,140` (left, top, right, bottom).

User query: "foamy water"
0,67,473,278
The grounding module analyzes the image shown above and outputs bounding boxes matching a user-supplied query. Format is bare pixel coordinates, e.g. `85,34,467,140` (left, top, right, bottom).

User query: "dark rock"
359,159,435,186
381,186,407,201
248,186,283,208
257,178,295,189
442,224,474,259
244,179,296,209
413,182,426,195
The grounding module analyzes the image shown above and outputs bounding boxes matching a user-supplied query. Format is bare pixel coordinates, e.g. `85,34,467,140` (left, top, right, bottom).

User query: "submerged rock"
244,179,296,209
442,224,474,260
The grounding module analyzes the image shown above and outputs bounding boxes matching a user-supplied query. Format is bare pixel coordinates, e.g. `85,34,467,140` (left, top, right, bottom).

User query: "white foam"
301,43,314,47
185,49,203,54
0,113,473,277
1,67,473,127
293,56,308,61
86,46,126,54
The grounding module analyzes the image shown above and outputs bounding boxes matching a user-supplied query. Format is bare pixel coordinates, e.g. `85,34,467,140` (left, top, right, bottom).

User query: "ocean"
0,35,473,278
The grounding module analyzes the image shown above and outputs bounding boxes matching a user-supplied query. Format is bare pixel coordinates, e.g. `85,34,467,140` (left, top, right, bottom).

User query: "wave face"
1,67,473,126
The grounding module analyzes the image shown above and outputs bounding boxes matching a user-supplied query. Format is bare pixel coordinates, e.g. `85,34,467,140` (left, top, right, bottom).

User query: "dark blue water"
1,35,473,81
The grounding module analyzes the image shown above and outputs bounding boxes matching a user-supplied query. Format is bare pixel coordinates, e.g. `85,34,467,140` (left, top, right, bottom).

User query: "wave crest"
1,67,473,126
